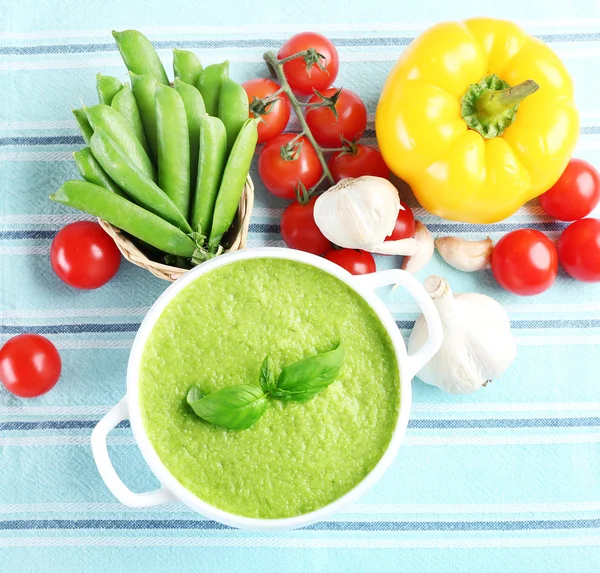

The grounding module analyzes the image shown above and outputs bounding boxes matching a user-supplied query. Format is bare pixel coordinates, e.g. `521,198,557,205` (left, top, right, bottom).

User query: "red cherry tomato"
277,32,339,96
558,218,600,282
306,88,367,148
328,145,390,182
0,334,61,398
258,134,323,199
242,78,291,144
324,249,376,275
539,159,600,221
491,229,558,295
51,221,121,289
281,197,331,255
387,202,416,241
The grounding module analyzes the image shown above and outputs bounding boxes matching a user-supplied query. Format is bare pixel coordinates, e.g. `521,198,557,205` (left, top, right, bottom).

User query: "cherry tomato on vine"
386,202,416,241
306,88,367,148
0,334,61,398
242,78,291,144
539,159,600,222
328,145,389,182
281,196,331,255
491,229,558,296
324,249,376,275
277,32,339,96
558,218,600,282
258,134,323,200
50,221,121,289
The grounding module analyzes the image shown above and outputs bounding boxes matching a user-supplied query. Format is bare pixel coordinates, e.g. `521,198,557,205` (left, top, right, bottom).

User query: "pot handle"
91,397,176,508
353,269,443,381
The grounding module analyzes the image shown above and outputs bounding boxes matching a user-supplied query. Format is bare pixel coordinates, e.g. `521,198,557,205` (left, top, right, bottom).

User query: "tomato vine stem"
263,50,335,187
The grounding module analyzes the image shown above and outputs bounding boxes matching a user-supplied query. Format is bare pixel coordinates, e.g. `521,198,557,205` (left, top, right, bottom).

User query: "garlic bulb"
314,176,418,255
436,236,493,272
408,275,516,394
402,221,434,273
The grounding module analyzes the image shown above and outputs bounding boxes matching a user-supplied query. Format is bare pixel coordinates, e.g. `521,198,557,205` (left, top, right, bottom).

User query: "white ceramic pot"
91,247,443,532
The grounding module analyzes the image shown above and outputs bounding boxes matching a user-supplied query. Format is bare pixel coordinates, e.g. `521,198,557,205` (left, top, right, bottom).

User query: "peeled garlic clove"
314,176,401,249
408,275,516,394
436,236,493,272
402,221,433,273
367,238,418,256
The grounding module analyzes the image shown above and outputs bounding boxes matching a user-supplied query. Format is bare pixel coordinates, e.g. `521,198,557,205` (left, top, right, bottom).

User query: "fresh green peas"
191,114,227,236
173,49,202,87
96,73,123,105
155,84,191,219
131,72,158,162
85,103,156,182
73,147,125,197
111,82,151,156
209,118,258,249
196,61,229,117
90,128,191,234
112,30,169,85
51,181,196,257
218,78,250,153
72,108,94,144
173,78,206,192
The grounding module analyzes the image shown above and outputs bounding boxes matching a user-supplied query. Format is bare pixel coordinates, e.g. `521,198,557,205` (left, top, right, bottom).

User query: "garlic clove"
408,275,516,395
368,238,419,256
314,176,401,250
436,236,493,272
402,221,434,273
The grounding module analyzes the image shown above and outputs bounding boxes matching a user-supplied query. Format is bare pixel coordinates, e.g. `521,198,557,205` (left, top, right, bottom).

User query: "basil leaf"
186,385,204,405
259,355,276,393
188,384,267,430
272,341,345,403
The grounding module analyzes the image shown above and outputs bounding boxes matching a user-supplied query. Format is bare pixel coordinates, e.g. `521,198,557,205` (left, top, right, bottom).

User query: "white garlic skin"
314,176,400,249
408,276,516,394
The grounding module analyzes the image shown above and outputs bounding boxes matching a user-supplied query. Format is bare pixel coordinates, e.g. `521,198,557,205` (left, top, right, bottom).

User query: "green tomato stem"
263,50,334,187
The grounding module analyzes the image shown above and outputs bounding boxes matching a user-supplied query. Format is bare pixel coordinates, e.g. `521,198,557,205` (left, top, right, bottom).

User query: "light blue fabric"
2,0,600,571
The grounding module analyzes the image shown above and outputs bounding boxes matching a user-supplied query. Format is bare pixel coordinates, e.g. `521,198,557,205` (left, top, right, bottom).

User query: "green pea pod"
72,108,94,144
191,114,227,235
90,128,191,234
218,78,249,153
173,78,206,192
112,29,169,85
111,82,151,157
209,118,258,249
51,181,196,257
85,104,156,182
196,61,229,117
131,72,158,161
73,147,126,197
173,49,202,86
96,73,123,105
155,84,191,219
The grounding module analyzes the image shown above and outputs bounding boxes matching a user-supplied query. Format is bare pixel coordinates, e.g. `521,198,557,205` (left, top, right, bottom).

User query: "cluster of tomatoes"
242,32,393,275
492,158,600,296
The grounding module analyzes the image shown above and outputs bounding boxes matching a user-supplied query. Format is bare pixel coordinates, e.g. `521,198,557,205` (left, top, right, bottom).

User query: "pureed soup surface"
139,258,400,519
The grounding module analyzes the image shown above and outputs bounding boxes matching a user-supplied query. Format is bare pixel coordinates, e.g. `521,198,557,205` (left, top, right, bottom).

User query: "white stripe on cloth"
2,501,600,515
3,18,600,40
0,151,73,161
0,306,149,319
2,535,600,548
2,433,600,447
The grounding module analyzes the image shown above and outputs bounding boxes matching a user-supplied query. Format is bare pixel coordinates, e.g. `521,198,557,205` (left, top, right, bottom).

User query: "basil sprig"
187,341,344,431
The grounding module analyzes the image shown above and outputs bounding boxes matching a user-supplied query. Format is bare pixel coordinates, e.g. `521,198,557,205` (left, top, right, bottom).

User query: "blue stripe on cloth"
2,319,600,334
2,32,600,56
1,518,600,531
2,418,600,431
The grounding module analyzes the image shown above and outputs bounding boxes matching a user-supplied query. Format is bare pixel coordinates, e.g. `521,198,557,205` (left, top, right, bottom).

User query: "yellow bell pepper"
376,18,579,223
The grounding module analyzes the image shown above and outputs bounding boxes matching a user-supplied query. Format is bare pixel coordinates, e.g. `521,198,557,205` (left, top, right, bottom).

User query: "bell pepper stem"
263,50,335,188
475,79,540,118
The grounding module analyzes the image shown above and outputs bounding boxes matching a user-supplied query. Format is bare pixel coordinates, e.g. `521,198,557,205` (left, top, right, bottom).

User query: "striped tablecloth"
1,0,600,571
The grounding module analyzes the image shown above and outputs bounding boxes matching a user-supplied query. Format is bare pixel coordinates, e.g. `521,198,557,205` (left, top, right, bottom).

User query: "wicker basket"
99,175,254,282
